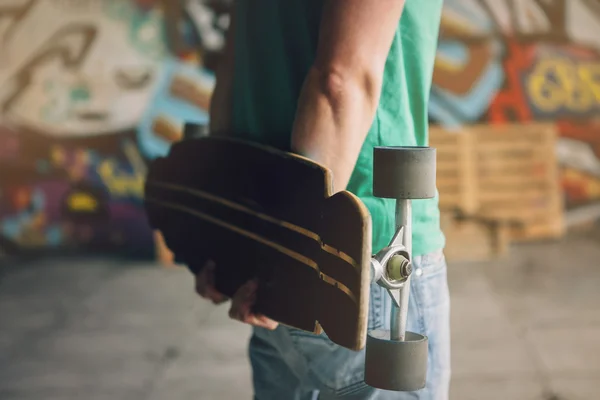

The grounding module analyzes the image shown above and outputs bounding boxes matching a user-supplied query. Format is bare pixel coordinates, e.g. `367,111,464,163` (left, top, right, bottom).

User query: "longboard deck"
144,136,372,350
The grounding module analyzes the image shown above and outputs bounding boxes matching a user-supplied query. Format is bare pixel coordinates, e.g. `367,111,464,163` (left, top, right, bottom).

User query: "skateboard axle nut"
387,254,412,281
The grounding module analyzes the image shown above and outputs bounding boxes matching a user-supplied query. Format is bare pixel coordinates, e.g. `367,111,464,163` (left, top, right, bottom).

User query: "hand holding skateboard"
194,260,279,330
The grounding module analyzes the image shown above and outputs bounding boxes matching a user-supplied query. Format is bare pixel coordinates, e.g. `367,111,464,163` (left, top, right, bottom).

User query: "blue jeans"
248,250,451,399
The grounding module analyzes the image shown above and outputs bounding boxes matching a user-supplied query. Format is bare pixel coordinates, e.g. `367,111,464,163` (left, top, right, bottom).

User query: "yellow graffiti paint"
50,145,66,166
67,193,98,212
527,58,600,114
96,159,144,198
579,63,600,104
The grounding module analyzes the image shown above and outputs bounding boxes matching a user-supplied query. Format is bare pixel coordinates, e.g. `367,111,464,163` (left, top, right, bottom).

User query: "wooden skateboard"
144,125,438,391
144,135,372,350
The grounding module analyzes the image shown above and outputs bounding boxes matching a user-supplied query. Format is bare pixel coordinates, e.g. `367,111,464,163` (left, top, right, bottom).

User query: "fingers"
229,280,279,330
195,261,228,304
194,263,278,330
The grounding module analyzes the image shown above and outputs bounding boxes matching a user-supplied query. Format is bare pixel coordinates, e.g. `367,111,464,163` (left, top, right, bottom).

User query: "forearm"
290,67,381,193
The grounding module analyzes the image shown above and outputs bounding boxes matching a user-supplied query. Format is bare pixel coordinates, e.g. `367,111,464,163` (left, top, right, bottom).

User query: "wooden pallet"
470,123,564,241
440,212,510,262
429,127,478,213
430,123,565,242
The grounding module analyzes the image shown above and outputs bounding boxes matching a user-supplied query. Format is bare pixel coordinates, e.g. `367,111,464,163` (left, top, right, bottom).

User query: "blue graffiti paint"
0,188,64,246
429,0,505,126
136,57,214,160
128,9,168,60
430,40,505,126
103,0,167,60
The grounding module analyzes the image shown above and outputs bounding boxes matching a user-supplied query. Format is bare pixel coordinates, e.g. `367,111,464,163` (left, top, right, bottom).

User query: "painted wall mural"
1,0,599,257
0,0,218,257
431,0,600,208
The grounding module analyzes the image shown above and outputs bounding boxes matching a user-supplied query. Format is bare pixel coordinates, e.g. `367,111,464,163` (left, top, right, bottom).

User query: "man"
196,1,450,398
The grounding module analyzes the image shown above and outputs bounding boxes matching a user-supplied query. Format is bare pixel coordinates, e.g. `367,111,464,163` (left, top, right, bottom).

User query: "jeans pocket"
284,280,390,395
288,328,368,396
411,251,450,311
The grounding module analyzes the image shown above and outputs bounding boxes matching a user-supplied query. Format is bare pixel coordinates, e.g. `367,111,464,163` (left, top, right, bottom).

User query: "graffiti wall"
0,0,218,257
431,0,600,208
1,0,598,257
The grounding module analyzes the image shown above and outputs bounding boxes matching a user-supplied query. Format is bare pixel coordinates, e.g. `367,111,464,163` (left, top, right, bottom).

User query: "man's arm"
209,6,236,135
291,0,406,193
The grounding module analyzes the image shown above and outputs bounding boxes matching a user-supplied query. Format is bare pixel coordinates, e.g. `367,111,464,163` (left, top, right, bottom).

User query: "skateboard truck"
364,146,436,392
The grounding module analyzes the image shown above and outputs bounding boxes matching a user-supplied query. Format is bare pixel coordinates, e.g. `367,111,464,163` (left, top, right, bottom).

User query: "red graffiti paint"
557,119,600,158
488,41,535,124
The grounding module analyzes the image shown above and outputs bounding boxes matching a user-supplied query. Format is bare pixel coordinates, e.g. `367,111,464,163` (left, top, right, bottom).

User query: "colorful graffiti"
431,0,600,207
3,0,598,256
0,0,218,256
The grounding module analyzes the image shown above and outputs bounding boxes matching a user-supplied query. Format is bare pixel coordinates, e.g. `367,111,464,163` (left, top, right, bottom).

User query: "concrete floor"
0,230,599,400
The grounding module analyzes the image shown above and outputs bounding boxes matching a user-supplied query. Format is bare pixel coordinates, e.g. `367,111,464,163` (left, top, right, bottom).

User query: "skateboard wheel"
373,147,436,199
364,329,428,392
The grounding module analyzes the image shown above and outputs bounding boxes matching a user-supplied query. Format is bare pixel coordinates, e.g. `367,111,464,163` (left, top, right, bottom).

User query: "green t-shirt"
230,1,445,256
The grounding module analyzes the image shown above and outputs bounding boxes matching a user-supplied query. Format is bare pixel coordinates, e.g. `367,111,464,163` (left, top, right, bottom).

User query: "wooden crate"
468,123,564,241
440,212,509,262
430,123,565,241
429,127,478,213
